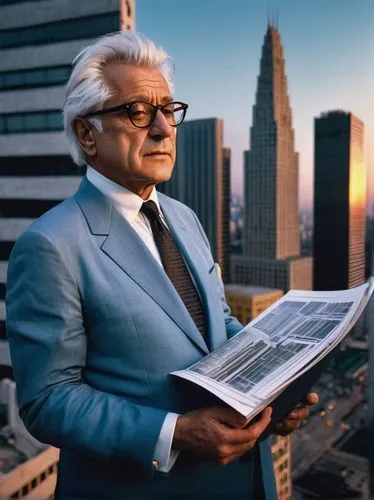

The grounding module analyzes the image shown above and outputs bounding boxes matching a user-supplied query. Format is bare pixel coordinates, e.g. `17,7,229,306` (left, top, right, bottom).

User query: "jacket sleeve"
6,229,167,475
189,210,243,339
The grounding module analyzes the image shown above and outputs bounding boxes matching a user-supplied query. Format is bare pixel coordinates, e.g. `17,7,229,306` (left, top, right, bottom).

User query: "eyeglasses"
84,101,188,128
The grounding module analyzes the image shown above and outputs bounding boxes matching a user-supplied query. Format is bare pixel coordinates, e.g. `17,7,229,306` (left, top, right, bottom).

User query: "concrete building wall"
224,283,283,325
230,255,313,292
0,0,134,367
271,434,292,500
289,256,313,291
0,0,120,29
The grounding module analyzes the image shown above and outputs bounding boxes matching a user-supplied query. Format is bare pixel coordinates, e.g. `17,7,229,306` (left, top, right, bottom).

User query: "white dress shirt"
86,166,179,473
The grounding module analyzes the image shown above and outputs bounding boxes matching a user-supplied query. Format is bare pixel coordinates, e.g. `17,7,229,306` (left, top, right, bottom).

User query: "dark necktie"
141,200,207,340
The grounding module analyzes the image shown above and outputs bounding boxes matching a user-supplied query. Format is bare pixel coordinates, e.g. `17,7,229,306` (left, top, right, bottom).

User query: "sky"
136,0,374,213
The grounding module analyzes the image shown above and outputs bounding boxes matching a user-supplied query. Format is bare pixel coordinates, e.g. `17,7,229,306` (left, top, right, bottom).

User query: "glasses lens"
163,103,185,126
128,102,154,127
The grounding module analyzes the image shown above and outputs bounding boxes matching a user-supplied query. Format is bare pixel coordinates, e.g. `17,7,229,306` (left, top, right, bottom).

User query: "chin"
149,165,174,184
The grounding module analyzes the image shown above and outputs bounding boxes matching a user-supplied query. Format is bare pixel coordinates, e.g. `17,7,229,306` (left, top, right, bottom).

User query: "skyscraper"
158,118,231,282
0,0,135,373
231,25,312,291
221,147,231,283
313,111,366,290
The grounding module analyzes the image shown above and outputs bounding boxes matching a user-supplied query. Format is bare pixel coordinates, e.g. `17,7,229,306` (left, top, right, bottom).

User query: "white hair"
63,31,174,166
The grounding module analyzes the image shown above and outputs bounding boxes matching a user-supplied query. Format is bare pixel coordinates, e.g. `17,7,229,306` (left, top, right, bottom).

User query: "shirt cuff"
152,412,180,473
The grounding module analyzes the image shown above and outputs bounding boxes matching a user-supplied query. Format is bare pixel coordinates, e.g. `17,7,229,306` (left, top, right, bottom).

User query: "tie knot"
141,200,160,221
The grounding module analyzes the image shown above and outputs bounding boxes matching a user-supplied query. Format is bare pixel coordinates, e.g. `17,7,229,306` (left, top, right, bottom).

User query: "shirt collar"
86,165,161,224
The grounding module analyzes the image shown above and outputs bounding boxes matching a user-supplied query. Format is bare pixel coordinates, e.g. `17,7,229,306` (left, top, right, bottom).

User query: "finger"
278,418,301,430
275,425,293,436
223,408,272,445
217,439,257,465
288,407,309,419
275,419,301,436
243,407,273,437
292,392,319,410
211,406,249,429
305,392,319,405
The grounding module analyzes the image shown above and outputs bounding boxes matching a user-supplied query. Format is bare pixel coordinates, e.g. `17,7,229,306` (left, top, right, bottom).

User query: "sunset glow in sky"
137,0,374,213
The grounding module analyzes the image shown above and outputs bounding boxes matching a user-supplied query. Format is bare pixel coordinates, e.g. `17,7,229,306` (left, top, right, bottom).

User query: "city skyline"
0,2,372,497
137,0,374,212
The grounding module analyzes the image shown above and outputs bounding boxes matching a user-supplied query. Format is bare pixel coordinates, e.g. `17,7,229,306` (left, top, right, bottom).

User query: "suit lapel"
75,178,209,354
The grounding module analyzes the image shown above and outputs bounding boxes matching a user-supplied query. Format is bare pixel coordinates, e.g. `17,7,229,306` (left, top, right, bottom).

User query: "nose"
149,109,174,140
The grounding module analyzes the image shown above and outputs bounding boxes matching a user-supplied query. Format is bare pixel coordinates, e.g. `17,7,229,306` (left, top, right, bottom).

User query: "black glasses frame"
83,101,188,128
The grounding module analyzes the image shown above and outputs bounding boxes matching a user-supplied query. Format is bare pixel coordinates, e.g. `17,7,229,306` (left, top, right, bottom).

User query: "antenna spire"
266,1,280,29
275,2,279,28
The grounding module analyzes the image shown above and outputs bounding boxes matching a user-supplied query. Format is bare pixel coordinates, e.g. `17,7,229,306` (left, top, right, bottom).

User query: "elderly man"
6,31,316,499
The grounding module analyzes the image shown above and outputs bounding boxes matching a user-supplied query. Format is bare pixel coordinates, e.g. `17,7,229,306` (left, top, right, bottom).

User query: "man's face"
88,63,176,197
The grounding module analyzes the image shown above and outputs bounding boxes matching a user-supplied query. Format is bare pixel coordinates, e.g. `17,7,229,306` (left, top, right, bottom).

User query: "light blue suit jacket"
6,178,277,499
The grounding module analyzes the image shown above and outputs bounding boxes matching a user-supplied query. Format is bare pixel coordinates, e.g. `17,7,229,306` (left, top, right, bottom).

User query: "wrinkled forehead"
102,62,173,103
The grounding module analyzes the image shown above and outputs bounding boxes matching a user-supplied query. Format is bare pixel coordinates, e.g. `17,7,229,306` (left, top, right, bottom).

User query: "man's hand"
274,392,319,436
173,406,272,466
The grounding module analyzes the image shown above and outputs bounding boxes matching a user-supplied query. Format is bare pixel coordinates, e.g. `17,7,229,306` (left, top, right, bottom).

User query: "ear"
73,117,97,158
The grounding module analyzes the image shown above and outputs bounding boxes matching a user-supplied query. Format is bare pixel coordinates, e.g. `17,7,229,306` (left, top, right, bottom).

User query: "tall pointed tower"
245,25,299,258
231,25,312,291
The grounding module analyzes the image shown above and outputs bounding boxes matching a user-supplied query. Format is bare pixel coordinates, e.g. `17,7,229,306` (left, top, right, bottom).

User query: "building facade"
313,111,366,290
158,118,231,282
224,283,292,500
0,0,134,372
271,434,292,500
0,378,59,497
221,147,231,283
231,25,312,292
224,283,283,325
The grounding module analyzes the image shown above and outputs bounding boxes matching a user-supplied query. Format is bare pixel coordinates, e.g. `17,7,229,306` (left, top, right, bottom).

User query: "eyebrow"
128,95,174,104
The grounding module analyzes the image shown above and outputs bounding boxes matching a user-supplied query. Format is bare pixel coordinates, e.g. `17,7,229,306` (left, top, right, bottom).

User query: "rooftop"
319,109,348,118
224,284,283,297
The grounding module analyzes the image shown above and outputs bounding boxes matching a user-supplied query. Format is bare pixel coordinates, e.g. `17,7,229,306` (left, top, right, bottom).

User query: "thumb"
243,406,273,429
212,406,248,428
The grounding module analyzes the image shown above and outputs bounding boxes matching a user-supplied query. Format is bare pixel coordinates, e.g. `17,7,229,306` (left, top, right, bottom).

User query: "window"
0,12,119,49
0,110,63,134
0,155,83,176
0,65,71,90
0,321,7,340
0,199,61,218
24,113,46,131
0,0,46,4
0,241,15,260
4,72,23,87
47,112,63,129
6,115,24,133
